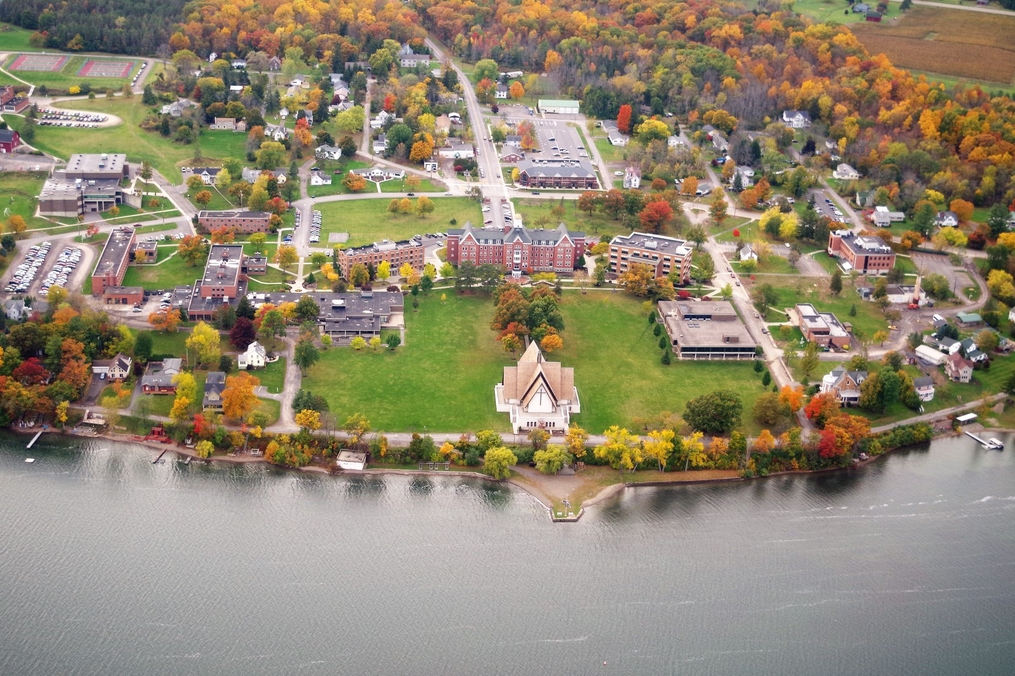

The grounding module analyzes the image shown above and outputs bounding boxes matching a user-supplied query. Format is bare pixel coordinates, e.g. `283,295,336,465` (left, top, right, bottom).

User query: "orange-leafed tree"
681,175,698,197
210,226,236,244
221,372,260,421
753,429,776,453
639,200,673,233
778,385,805,413
804,392,840,427
540,334,564,352
617,104,632,134
148,308,182,333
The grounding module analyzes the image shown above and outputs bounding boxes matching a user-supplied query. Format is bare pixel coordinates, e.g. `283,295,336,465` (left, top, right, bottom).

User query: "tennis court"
9,53,68,72
79,59,135,78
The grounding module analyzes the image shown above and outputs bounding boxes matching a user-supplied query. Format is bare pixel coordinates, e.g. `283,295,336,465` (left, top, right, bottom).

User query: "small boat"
25,458,35,463
986,438,1004,450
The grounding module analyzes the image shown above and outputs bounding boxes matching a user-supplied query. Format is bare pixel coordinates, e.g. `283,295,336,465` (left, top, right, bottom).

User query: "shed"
914,344,947,366
337,451,367,470
955,413,978,424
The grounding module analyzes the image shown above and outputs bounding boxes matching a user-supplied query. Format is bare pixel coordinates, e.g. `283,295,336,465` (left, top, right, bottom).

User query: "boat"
986,438,1004,450
25,458,35,463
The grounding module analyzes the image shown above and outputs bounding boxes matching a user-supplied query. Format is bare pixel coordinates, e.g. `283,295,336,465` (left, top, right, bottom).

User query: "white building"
315,145,342,161
782,110,812,128
438,142,474,159
237,341,266,370
495,342,580,434
833,163,861,181
623,166,641,189
336,451,367,470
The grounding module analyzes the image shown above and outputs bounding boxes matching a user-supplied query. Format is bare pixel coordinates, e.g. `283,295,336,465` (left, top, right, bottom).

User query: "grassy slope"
0,172,50,229
762,278,889,339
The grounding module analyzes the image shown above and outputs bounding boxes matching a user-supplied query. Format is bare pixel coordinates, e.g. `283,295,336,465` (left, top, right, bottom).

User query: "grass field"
251,358,286,394
851,7,1015,84
306,159,370,197
379,177,444,193
0,23,42,53
0,171,50,229
513,198,635,239
301,292,768,434
5,99,247,184
790,0,900,24
593,136,625,163
315,197,482,246
121,251,203,290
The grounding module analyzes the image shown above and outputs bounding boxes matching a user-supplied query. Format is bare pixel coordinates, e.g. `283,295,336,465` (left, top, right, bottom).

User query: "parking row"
6,241,52,294
131,62,147,87
39,246,82,296
310,210,321,243
39,109,108,123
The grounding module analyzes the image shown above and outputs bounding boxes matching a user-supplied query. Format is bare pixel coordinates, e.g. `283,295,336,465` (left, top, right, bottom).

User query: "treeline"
0,0,188,55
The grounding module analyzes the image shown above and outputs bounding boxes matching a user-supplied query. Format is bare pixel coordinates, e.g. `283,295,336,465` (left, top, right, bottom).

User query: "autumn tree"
540,334,564,352
533,444,571,475
779,385,805,414
186,321,221,369
177,235,209,266
594,426,643,472
642,429,676,471
639,200,673,233
343,173,367,192
565,424,589,460
710,188,729,227
221,372,260,421
295,409,322,433
148,308,182,333
274,244,297,271
617,104,633,135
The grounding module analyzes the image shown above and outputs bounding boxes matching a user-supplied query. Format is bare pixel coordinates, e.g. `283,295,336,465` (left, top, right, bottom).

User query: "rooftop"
92,227,135,278
202,244,244,289
64,153,127,177
657,300,756,350
835,231,893,255
611,232,692,258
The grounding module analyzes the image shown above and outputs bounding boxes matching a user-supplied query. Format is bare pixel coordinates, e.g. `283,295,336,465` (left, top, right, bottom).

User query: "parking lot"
502,116,590,164
810,189,849,226
5,241,53,295
38,245,83,296
309,209,321,244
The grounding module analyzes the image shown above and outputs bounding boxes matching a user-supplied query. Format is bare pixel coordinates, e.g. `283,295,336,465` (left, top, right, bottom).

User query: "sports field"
2,53,142,90
851,7,1015,84
9,53,68,72
79,59,135,78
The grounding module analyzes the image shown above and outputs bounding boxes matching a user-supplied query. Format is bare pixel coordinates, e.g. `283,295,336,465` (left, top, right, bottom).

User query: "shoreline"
13,426,981,522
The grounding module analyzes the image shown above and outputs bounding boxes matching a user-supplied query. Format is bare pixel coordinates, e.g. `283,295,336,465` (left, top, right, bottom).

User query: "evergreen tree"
830,270,843,296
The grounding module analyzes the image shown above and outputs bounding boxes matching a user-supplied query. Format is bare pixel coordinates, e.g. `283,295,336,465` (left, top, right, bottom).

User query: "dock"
26,431,43,449
152,448,169,464
964,430,994,447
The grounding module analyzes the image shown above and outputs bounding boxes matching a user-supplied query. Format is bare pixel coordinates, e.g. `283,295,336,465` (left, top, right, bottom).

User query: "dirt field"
852,7,1015,84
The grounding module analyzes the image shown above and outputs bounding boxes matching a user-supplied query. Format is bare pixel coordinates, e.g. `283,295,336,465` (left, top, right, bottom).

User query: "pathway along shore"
20,423,996,522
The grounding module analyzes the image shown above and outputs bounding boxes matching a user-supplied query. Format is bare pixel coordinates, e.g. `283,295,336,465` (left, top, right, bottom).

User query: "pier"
152,449,169,464
26,431,43,449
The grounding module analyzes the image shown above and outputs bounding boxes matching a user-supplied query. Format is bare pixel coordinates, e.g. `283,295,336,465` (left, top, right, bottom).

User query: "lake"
1,432,1013,675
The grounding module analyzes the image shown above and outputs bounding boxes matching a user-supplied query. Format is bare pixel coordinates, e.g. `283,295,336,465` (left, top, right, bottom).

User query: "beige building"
657,300,757,360
495,342,580,433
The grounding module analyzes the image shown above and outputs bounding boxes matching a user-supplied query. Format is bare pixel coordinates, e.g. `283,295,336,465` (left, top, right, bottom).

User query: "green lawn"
315,196,482,246
187,186,235,211
305,159,373,197
301,294,513,433
121,251,203,290
379,176,444,193
0,23,42,52
0,171,50,229
593,136,625,163
733,255,799,275
6,98,247,184
301,292,768,435
248,357,286,394
513,198,633,239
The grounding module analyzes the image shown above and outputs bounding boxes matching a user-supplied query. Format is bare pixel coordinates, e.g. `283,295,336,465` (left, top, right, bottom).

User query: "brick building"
102,286,144,306
133,240,158,263
91,227,136,295
197,210,271,234
516,159,598,190
0,85,30,114
446,223,585,274
608,232,693,284
335,239,425,277
657,300,757,360
827,230,896,275
187,244,248,320
39,153,129,217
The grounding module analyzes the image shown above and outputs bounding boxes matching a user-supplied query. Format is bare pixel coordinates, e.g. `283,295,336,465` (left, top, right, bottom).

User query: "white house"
872,205,905,227
495,342,580,434
372,134,387,155
913,376,935,402
935,211,959,228
732,166,755,189
231,59,247,69
782,110,812,128
623,166,641,189
739,243,758,262
495,84,509,99
833,163,860,180
4,298,26,321
265,124,288,141
237,341,266,370
438,142,474,159
370,110,393,130
447,112,461,124
315,145,342,161
668,135,684,148
92,353,133,381
309,170,332,186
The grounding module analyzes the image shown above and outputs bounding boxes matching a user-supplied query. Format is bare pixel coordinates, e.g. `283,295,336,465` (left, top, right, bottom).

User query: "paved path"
870,394,1006,434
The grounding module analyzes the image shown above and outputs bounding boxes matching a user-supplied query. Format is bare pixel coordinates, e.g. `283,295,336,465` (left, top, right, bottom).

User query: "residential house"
832,163,860,181
668,135,684,148
209,117,245,132
237,341,266,370
241,167,286,184
265,124,288,142
739,243,758,262
309,169,332,186
267,56,282,71
959,338,988,363
866,10,883,21
400,53,432,69
602,121,628,146
820,366,868,406
711,132,728,155
161,99,197,117
852,3,871,12
913,376,936,402
495,342,580,433
945,352,974,383
437,142,474,159
4,298,26,321
186,167,220,185
0,128,21,153
495,84,509,99
732,166,755,189
782,110,812,128
140,358,183,395
856,190,875,208
203,371,227,410
934,211,959,228
623,166,641,189
92,353,132,381
370,110,393,130
448,112,461,124
434,115,451,134
372,134,388,155
872,205,905,228
231,59,247,69
315,144,342,161
279,107,290,120
504,135,522,148
500,151,525,164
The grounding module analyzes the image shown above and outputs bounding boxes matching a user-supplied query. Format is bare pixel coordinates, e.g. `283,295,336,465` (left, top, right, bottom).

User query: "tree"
533,444,572,475
509,81,525,100
177,235,209,267
343,173,367,192
295,409,322,433
779,385,805,413
377,261,392,280
230,317,257,350
642,428,676,471
474,58,499,82
753,392,784,427
148,309,181,333
194,440,214,459
540,334,564,353
805,392,841,427
385,334,401,350
185,321,221,369
221,372,260,421
257,309,287,347
830,270,843,296
639,200,673,233
483,446,517,480
274,244,297,271
594,426,643,472
616,104,633,135
349,263,369,287
683,390,742,434
415,196,435,217
710,189,729,227
975,329,999,354
135,332,153,363
565,424,589,460
294,337,320,374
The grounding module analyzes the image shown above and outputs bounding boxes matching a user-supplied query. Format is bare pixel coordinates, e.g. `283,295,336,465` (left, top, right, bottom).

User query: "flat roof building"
91,227,136,295
827,230,896,275
793,303,852,350
609,232,693,284
245,290,405,344
39,153,129,217
657,300,757,360
335,239,425,277
537,99,580,115
197,210,271,234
